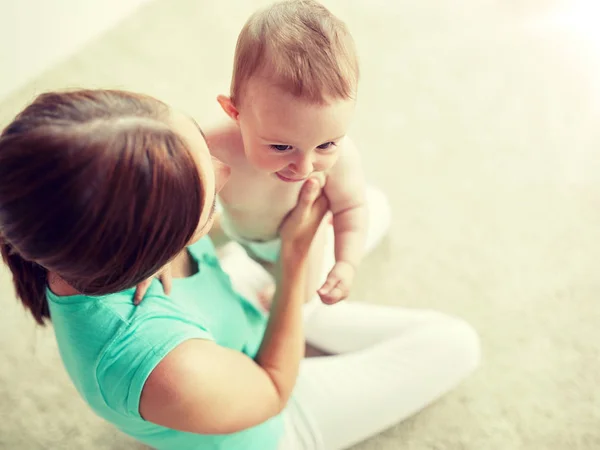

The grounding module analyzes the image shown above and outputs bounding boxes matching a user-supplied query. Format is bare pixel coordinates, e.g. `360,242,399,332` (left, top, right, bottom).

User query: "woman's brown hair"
0,90,203,325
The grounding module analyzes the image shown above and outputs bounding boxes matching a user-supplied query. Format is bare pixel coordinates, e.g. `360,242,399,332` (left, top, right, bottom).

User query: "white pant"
280,304,480,449
219,187,481,450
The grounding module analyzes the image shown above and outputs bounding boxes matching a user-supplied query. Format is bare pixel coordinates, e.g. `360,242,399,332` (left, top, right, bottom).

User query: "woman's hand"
279,178,329,259
134,262,173,305
140,180,328,435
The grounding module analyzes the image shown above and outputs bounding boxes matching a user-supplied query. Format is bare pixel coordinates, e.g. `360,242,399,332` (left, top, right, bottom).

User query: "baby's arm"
320,137,367,303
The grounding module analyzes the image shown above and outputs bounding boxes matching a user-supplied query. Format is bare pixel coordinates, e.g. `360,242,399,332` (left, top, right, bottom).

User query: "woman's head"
0,89,224,324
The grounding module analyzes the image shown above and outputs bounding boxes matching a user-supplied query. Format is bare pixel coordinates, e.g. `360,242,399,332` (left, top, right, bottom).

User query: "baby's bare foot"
257,283,275,312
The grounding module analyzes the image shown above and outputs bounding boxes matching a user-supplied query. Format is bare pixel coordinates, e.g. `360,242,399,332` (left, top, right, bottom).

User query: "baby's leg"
217,242,273,309
218,236,326,314
280,304,481,449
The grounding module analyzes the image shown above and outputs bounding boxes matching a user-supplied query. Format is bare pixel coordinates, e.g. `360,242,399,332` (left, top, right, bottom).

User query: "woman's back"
48,237,282,450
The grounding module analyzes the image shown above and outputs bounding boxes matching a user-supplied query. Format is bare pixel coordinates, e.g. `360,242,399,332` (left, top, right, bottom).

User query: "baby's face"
236,79,355,182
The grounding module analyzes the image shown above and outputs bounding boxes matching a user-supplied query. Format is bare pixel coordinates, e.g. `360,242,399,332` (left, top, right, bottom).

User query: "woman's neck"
47,249,197,296
170,248,199,278
47,272,80,296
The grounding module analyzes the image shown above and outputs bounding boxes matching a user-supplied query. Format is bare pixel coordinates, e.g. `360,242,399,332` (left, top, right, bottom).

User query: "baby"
207,0,366,305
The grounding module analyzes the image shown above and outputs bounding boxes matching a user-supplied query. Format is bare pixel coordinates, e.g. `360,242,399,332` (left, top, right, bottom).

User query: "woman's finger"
297,178,320,210
160,273,173,295
133,278,152,305
158,263,173,295
313,195,329,217
283,178,322,228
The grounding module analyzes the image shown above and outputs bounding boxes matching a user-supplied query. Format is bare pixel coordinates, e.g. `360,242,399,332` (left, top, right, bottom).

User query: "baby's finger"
319,279,341,303
323,286,346,305
318,275,338,296
318,289,334,304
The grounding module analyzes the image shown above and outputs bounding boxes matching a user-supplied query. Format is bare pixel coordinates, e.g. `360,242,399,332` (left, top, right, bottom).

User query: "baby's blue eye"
317,142,336,150
271,144,292,152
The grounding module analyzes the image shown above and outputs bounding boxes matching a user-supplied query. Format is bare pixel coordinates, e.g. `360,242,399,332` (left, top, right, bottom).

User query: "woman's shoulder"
94,288,214,413
49,281,213,362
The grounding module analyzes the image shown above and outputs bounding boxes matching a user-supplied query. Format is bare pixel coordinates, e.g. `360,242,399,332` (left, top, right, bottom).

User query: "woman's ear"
217,95,240,122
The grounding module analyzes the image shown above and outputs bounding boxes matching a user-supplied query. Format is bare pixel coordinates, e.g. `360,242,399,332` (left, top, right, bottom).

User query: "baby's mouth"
275,172,307,183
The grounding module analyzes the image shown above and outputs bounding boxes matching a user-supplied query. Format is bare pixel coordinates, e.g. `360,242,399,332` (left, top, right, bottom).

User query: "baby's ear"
217,95,239,122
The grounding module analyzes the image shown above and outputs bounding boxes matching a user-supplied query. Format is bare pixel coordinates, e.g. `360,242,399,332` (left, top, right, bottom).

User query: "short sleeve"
96,313,213,417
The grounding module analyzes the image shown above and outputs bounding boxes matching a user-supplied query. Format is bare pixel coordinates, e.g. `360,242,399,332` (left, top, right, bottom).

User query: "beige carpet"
1,0,600,449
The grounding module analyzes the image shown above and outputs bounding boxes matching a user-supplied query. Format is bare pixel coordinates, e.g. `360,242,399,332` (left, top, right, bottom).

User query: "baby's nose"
290,157,313,176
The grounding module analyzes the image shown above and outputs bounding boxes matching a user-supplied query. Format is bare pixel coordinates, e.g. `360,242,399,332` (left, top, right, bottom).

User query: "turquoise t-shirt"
47,237,283,450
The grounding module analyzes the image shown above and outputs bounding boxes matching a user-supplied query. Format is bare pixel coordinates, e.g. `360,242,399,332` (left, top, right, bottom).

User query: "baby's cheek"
315,154,340,172
249,150,282,172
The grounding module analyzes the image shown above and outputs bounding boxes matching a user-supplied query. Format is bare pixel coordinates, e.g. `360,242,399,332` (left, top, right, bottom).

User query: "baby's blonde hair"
230,0,359,105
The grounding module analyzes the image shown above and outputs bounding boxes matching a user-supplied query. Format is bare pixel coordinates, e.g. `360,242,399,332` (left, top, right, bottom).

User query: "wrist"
277,246,308,282
337,259,358,272
280,243,309,265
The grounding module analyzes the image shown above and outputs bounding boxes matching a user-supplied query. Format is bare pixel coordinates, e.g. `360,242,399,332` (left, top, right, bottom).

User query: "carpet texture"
1,0,599,449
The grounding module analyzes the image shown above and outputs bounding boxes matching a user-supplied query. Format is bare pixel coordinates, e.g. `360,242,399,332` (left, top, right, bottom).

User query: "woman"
0,90,480,450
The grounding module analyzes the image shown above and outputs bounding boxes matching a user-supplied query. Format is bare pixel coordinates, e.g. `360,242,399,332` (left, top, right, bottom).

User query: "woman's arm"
139,179,327,434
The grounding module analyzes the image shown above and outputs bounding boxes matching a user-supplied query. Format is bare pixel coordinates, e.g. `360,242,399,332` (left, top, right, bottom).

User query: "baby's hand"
318,261,355,305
